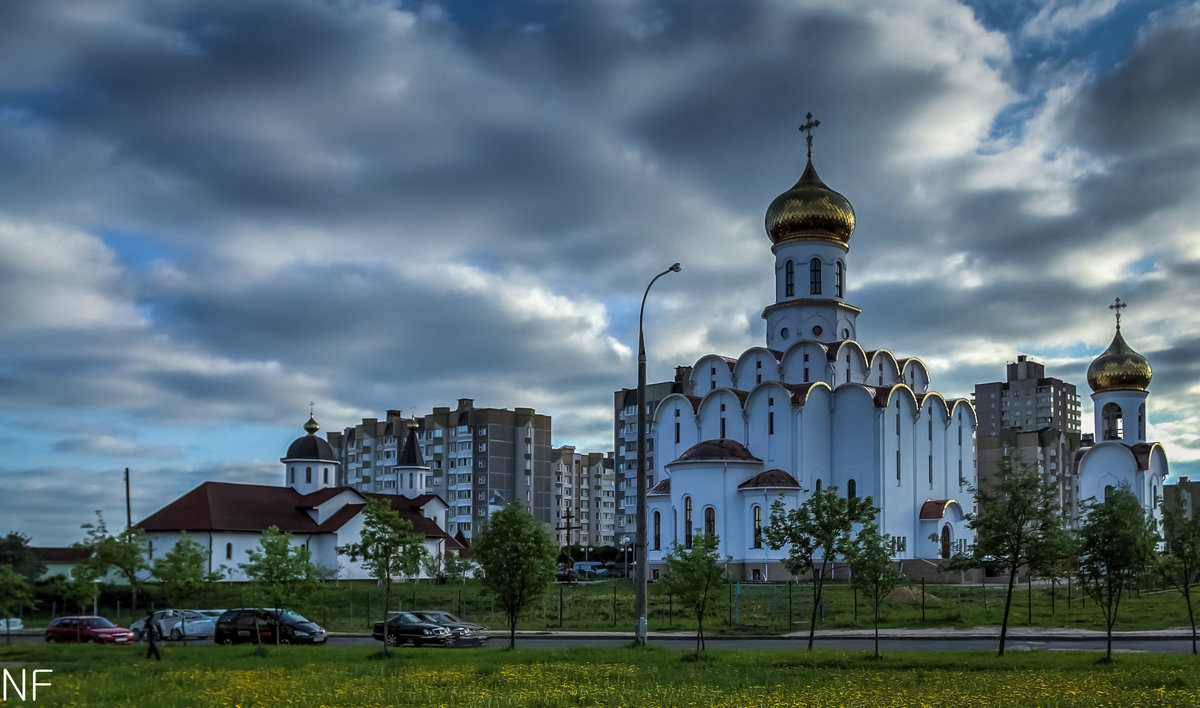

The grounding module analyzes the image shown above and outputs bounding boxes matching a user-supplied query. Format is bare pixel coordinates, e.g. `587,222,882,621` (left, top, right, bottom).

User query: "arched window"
323,468,329,484
753,505,763,548
835,261,844,297
847,479,857,498
289,466,295,484
785,260,795,297
305,466,312,483
809,258,822,295
940,526,951,559
653,511,661,550
1102,403,1123,440
1104,484,1114,501
704,507,716,537
225,542,233,560
684,497,693,548
815,479,822,494
1138,403,1146,440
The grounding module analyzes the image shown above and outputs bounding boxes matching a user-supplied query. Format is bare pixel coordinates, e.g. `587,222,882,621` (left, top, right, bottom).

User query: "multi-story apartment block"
551,446,616,547
973,355,1082,519
329,399,552,542
613,367,693,540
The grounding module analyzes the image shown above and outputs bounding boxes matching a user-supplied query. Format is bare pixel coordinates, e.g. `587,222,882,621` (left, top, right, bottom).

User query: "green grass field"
1,643,1198,707
29,577,1198,636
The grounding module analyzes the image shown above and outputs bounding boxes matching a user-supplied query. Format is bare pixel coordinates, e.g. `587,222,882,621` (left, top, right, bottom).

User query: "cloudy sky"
3,0,1198,545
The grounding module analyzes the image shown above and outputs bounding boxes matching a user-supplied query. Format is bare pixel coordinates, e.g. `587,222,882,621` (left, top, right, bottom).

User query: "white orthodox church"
1075,301,1168,524
645,126,978,581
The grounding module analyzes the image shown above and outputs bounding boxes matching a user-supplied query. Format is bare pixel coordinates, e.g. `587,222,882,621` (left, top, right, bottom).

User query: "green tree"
472,505,557,648
1159,495,1200,654
0,564,38,644
151,532,223,645
73,512,149,611
239,525,322,644
444,551,472,583
956,457,1072,656
337,498,424,654
0,533,46,584
421,547,446,584
764,487,877,650
846,522,901,660
659,533,727,655
1078,486,1158,662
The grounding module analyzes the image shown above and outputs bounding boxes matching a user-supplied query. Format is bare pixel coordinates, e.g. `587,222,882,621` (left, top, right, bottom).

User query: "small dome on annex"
1087,326,1152,393
283,415,338,461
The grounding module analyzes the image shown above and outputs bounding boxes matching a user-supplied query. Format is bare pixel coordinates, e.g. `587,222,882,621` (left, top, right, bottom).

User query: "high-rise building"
613,367,693,539
330,399,552,542
973,355,1082,519
551,446,616,546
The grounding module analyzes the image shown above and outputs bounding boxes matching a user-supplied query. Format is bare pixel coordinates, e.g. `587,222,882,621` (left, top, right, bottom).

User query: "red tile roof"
648,478,671,495
31,547,91,563
673,439,762,464
738,469,800,489
919,499,954,520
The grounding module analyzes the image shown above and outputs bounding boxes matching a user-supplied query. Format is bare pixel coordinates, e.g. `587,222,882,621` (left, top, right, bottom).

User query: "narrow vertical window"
768,411,775,435
928,418,933,441
896,449,901,482
323,468,329,484
704,507,716,537
753,506,763,548
225,543,233,560
685,497,693,548
810,258,822,295
785,260,795,297
720,418,726,438
306,466,312,483
847,479,857,498
928,456,933,485
653,511,661,550
815,479,822,493
674,422,680,444
835,261,844,297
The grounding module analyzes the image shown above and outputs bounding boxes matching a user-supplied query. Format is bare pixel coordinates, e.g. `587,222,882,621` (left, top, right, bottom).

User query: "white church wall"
830,386,877,502
867,350,899,388
651,395,699,482
734,348,781,389
697,389,745,444
692,355,735,397
781,342,829,384
1077,443,1140,508
744,384,791,470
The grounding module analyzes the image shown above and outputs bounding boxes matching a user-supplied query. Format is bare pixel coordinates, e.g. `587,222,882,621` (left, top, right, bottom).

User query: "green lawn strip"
25,578,1195,636
2,644,1198,707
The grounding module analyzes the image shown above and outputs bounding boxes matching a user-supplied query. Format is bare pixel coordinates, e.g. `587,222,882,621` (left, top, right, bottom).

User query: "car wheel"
385,633,401,647
279,637,291,645
45,636,55,643
170,628,182,641
221,638,233,645
132,629,142,641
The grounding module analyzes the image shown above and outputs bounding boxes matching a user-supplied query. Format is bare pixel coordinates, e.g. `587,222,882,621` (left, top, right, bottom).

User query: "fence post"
735,582,740,626
788,582,792,630
367,592,371,626
956,584,961,620
728,582,733,627
1027,576,1032,624
921,578,925,622
613,585,617,627
559,585,564,628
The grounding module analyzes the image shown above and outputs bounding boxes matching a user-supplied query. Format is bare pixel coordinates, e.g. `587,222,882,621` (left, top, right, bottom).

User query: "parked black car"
411,610,490,647
213,608,327,645
372,611,453,647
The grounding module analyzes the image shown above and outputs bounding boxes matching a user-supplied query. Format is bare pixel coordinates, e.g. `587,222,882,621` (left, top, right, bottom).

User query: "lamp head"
669,262,681,272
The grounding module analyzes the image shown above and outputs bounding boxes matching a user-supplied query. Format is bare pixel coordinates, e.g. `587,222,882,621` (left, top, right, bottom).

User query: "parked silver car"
131,609,223,641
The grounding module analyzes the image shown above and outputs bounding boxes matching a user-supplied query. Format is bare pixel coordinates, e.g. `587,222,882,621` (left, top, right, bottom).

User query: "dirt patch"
886,585,939,604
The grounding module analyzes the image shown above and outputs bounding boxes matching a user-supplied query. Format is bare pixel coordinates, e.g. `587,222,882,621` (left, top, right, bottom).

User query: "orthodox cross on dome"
308,401,316,417
799,112,821,159
1109,297,1127,330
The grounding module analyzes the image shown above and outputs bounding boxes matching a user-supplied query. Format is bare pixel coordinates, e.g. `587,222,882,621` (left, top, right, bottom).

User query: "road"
7,632,1195,654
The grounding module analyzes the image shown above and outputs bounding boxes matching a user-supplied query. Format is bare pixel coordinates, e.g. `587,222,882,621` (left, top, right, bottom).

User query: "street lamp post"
635,262,681,645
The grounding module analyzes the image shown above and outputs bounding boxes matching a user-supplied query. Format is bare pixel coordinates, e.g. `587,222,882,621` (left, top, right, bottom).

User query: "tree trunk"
873,595,880,660
998,565,1017,657
383,584,390,657
1184,587,1196,655
696,614,704,656
808,572,820,651
508,613,516,649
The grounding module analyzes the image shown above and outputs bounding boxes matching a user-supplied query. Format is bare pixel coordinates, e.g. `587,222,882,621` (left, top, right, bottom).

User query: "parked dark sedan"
372,611,453,647
411,610,490,647
213,608,326,645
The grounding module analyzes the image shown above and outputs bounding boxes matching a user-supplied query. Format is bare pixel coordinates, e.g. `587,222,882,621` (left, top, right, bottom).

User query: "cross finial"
1109,297,1126,330
799,112,821,159
308,401,316,417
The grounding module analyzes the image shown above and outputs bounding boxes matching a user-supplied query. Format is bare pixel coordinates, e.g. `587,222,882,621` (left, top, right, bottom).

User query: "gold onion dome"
765,158,856,245
1087,327,1152,393
303,415,320,435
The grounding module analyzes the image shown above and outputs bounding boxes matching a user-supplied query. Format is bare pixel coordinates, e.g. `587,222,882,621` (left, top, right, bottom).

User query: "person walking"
143,610,161,661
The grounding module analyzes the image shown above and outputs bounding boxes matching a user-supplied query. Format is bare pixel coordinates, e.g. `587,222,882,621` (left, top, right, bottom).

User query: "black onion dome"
285,434,337,461
675,439,762,463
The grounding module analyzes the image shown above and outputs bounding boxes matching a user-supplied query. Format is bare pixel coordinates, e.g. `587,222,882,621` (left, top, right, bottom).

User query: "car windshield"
84,618,115,629
278,610,311,625
390,612,420,624
419,612,454,623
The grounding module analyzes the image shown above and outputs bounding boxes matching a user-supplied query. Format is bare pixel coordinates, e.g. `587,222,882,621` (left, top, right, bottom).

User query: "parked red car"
44,616,136,644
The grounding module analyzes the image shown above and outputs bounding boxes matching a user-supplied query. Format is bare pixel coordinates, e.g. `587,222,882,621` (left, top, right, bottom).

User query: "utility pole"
124,467,132,529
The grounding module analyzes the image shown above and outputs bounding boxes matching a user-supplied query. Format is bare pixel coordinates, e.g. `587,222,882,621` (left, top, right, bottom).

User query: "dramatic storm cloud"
2,0,1198,544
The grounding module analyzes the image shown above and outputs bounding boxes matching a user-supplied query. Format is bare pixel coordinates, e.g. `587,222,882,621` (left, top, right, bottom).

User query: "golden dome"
303,415,320,435
765,158,855,245
1087,328,1152,393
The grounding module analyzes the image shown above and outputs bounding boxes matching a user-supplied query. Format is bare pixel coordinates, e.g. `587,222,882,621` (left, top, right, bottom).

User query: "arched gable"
652,393,702,482
900,358,931,394
947,398,978,429
692,354,737,397
697,388,748,443
918,392,950,424
878,383,919,411
780,340,830,385
734,347,783,389
830,340,868,387
865,349,901,387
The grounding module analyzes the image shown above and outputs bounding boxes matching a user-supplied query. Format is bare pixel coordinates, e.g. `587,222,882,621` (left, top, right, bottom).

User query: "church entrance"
940,525,951,559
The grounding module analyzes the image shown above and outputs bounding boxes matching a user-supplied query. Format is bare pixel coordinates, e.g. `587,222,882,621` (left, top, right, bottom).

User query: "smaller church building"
138,416,461,581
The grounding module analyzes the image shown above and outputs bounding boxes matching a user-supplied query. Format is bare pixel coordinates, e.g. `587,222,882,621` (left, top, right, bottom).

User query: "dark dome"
285,434,337,461
675,439,762,463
